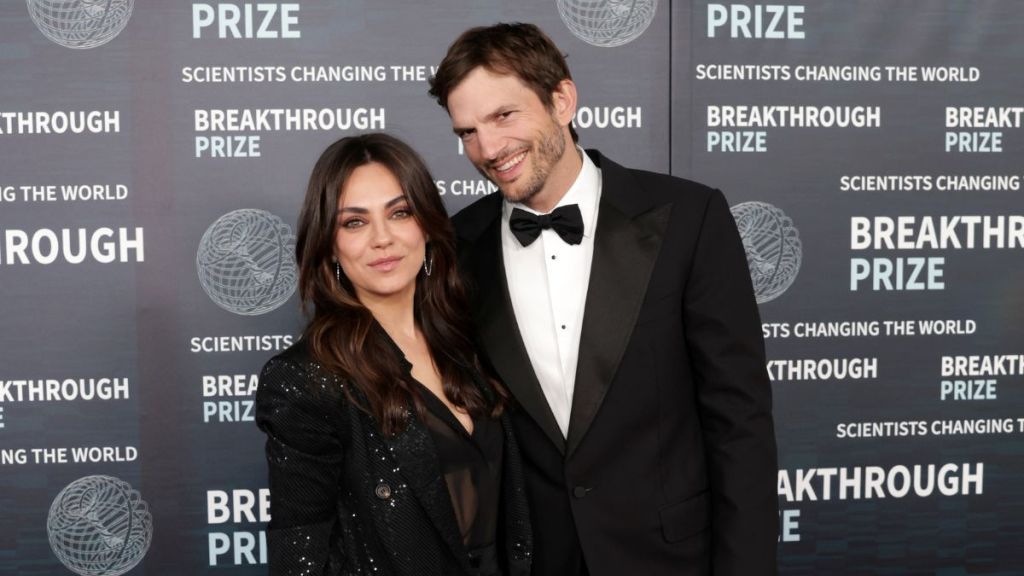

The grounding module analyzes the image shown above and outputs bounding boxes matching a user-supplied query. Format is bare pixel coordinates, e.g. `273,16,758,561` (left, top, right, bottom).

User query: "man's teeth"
496,152,526,172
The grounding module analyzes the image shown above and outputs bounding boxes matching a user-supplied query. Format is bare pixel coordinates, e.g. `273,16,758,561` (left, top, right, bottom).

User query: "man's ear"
550,79,578,127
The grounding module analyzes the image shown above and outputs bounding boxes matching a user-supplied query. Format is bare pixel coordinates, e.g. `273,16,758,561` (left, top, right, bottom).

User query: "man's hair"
429,22,578,142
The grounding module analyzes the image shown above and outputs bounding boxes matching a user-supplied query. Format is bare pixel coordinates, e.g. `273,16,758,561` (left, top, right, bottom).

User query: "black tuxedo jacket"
255,340,532,576
453,150,778,576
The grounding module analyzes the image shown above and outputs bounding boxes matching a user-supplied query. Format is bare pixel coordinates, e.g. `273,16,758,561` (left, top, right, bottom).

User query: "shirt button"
561,325,566,330
375,483,392,500
551,255,557,260
573,486,589,498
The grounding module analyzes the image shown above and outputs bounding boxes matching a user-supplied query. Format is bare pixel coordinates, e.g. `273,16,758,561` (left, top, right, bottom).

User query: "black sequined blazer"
255,340,532,576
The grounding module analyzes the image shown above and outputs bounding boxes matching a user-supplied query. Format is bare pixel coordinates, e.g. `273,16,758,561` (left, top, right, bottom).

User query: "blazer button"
573,486,590,499
375,482,392,500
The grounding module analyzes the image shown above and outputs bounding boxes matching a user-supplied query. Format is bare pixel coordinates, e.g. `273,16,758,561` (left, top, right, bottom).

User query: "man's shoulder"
590,149,720,210
451,191,502,241
629,166,718,202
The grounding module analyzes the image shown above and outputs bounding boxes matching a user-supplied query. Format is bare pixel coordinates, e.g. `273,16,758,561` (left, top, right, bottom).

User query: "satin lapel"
470,218,566,454
565,173,673,458
380,410,472,573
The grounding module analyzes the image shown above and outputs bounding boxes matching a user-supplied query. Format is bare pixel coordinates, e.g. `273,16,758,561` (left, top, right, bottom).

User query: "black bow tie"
509,205,585,247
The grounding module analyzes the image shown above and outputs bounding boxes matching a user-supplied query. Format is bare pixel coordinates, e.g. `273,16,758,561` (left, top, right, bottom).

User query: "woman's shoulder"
255,339,352,451
259,338,312,384
262,337,312,369
257,339,348,406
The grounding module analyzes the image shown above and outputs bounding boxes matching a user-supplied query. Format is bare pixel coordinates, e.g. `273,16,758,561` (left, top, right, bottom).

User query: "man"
429,23,778,576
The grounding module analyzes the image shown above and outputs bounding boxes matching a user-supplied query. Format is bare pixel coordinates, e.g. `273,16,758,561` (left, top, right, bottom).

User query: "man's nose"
477,127,504,162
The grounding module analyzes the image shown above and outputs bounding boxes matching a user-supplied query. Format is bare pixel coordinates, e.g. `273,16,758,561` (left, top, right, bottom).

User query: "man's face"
447,67,576,211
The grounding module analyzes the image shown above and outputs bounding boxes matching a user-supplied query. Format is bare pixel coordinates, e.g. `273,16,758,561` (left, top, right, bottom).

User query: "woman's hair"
295,132,505,435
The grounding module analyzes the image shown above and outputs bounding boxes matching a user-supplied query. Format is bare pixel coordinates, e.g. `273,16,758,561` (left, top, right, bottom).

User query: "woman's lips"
368,256,402,272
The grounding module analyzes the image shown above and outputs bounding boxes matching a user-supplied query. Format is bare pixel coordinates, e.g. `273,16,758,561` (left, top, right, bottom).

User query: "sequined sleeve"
256,356,345,575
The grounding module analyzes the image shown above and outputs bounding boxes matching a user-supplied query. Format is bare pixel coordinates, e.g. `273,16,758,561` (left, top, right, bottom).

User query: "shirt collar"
501,146,602,239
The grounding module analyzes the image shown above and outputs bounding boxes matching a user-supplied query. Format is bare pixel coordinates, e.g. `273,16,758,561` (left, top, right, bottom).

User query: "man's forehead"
448,69,537,117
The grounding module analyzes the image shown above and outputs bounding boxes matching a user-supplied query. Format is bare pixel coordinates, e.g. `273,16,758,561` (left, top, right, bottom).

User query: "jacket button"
573,486,589,499
375,483,392,500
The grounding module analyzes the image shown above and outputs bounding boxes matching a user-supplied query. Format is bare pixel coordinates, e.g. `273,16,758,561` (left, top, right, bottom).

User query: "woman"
255,133,531,576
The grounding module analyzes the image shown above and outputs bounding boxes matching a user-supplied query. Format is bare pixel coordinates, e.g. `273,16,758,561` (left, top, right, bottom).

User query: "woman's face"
334,162,427,304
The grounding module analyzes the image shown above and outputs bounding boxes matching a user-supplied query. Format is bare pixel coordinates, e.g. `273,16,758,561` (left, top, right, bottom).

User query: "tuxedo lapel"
469,217,566,454
565,153,672,457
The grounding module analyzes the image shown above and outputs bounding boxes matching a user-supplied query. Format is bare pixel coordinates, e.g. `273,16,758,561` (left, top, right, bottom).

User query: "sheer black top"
416,382,504,550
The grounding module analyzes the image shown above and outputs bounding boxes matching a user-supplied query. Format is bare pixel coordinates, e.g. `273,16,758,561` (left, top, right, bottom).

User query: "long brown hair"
295,133,505,435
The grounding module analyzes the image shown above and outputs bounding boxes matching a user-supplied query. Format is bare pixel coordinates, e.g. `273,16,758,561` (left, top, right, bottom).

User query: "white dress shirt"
501,149,602,437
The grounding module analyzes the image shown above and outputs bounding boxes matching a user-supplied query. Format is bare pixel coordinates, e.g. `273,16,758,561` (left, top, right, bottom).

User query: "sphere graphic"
197,209,297,316
26,0,134,49
556,0,657,47
730,201,802,304
47,475,152,576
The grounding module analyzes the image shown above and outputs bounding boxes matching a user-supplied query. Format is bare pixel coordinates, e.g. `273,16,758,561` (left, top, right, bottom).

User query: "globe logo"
556,0,658,47
730,201,802,304
47,475,152,576
26,0,134,49
197,209,297,316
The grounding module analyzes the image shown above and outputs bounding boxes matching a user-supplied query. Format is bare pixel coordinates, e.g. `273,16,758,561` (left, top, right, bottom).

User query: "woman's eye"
341,219,365,229
392,208,412,219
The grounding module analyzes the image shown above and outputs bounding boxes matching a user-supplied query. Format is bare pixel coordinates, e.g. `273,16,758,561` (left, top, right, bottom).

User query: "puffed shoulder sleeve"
255,355,345,575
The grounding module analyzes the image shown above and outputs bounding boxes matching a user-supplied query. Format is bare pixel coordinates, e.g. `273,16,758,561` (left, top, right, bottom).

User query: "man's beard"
477,120,566,206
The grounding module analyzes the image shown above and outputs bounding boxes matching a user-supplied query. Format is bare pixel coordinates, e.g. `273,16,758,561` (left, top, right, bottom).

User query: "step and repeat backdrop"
1,1,1021,574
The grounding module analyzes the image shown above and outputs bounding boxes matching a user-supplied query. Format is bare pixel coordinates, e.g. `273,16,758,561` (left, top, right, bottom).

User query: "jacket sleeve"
255,356,345,575
682,189,779,575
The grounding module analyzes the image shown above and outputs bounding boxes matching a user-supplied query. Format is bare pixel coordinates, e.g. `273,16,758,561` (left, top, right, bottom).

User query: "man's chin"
497,183,538,205
476,166,538,204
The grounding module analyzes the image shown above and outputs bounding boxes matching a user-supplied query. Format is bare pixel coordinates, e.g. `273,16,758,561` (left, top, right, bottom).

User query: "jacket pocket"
659,490,710,542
